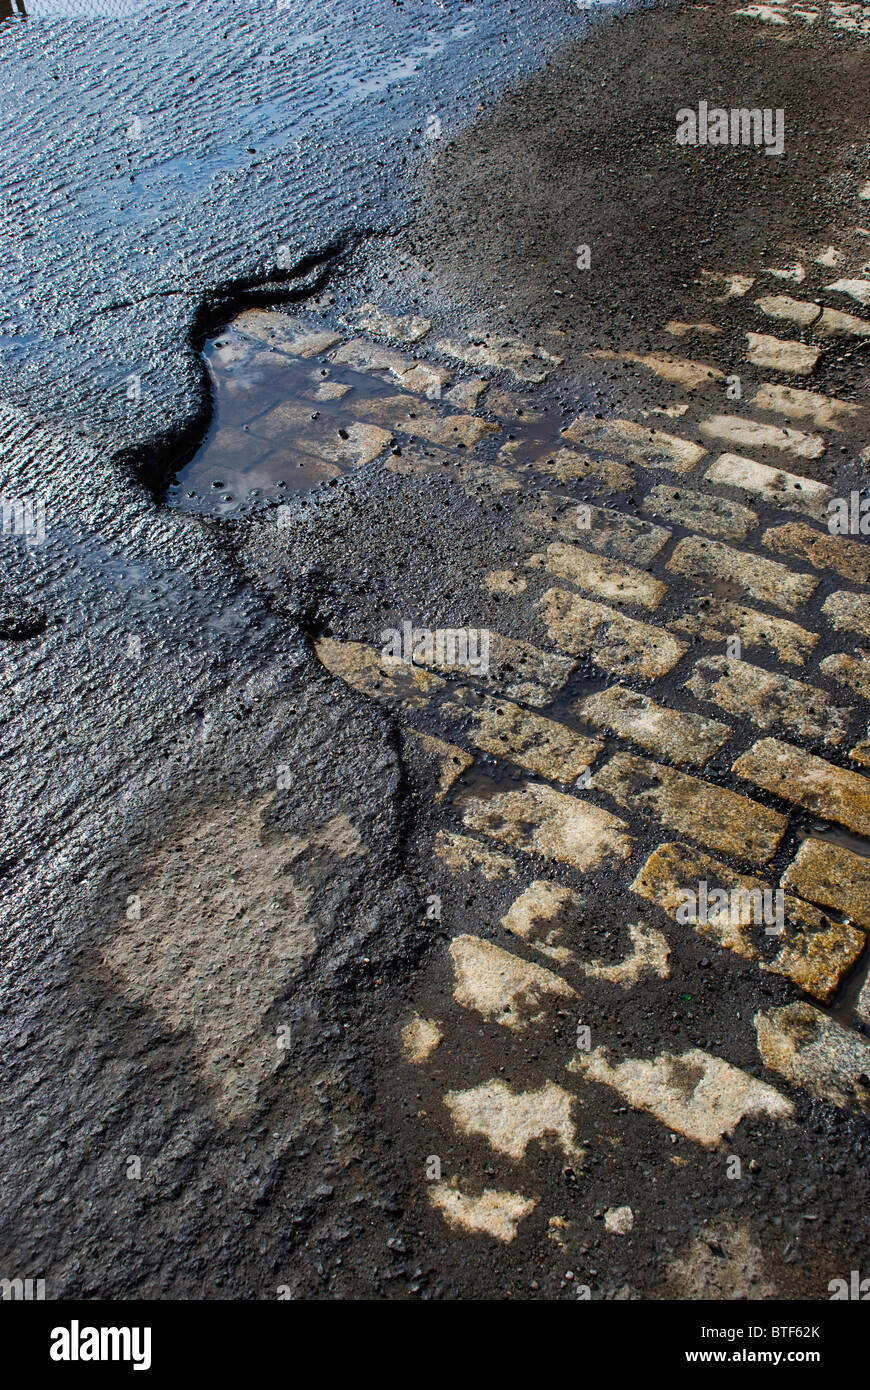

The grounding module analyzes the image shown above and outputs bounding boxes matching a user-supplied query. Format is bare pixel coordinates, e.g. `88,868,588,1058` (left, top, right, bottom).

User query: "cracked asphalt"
2,0,870,1304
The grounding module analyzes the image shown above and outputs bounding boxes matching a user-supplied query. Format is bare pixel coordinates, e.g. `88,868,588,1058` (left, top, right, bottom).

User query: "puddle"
168,318,407,517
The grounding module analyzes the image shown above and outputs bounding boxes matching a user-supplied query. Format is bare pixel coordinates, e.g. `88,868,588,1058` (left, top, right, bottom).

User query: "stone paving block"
353,393,498,448
463,781,632,873
500,442,636,492
594,751,786,863
449,934,576,1028
587,349,724,390
667,535,817,612
233,308,342,357
577,684,731,767
755,1002,870,1111
781,836,870,930
433,831,518,881
436,333,563,381
704,452,833,520
763,521,870,585
733,737,870,837
822,589,870,640
826,278,870,307
444,1079,583,1160
401,1015,443,1063
538,588,688,678
751,382,860,431
641,483,757,542
699,414,826,461
523,493,671,566
445,689,602,782
331,337,450,398
339,303,431,342
819,651,870,701
753,294,821,328
315,636,446,709
563,415,705,473
670,597,818,666
429,1184,537,1242
745,332,820,374
632,841,864,1000
525,542,668,611
569,1045,794,1147
501,880,584,965
404,729,473,800
685,655,852,747
813,306,870,338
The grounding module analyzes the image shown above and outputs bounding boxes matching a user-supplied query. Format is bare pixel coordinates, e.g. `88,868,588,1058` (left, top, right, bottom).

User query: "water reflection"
0,1,28,18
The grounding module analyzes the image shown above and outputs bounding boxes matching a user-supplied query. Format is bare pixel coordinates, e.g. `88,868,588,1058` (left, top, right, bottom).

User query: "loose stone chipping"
445,689,602,782
685,655,852,748
525,542,668,612
698,414,825,461
449,934,576,1028
631,841,864,1000
522,493,670,566
641,484,757,542
434,831,518,882
823,589,870,640
429,1184,538,1242
401,1015,443,1063
755,1003,870,1111
604,1206,635,1236
745,332,820,375
820,651,870,702
444,1079,583,1161
538,588,688,678
733,738,870,838
670,597,818,667
463,781,632,873
781,836,870,930
593,751,786,864
763,521,870,585
562,415,706,474
577,684,731,767
569,1046,794,1147
667,536,817,612
751,382,860,431
704,452,833,521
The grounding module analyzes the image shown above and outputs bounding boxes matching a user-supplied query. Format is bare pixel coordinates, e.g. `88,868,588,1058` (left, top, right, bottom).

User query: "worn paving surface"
2,0,870,1300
